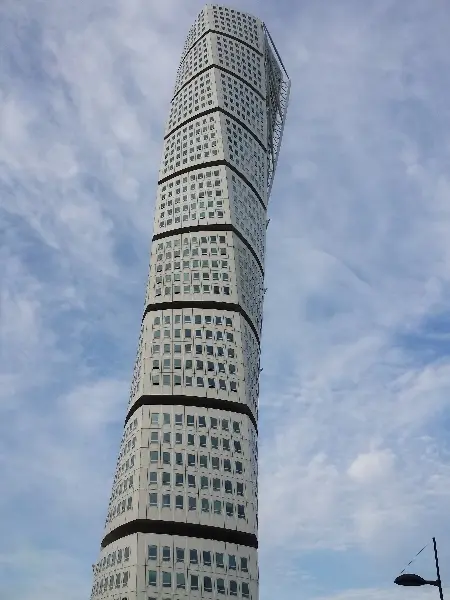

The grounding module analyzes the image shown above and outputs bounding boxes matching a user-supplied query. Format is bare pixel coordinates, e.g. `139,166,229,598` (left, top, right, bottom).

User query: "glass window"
176,547,185,562
216,553,224,568
162,546,171,561
149,471,157,484
190,549,198,564
188,496,197,510
217,578,225,594
176,572,186,589
191,574,199,591
230,580,238,596
204,576,213,592
176,494,184,509
241,557,248,572
229,554,237,570
148,545,157,560
162,571,172,588
176,473,184,486
242,582,250,597
203,550,212,566
149,493,157,506
148,570,157,586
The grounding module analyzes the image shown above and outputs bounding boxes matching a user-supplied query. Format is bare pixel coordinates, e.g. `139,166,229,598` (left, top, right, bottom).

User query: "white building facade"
90,5,289,600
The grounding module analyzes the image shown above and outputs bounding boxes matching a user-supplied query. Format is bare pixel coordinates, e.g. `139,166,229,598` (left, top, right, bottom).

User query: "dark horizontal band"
165,106,266,153
142,300,260,346
124,394,258,432
173,63,265,103
101,518,258,550
153,224,264,277
181,29,263,66
158,160,265,212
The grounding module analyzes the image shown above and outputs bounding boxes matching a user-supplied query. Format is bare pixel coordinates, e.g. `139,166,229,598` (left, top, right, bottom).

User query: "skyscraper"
90,4,289,599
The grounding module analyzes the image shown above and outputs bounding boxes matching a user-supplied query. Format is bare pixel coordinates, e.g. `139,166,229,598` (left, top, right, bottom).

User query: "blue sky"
2,0,450,598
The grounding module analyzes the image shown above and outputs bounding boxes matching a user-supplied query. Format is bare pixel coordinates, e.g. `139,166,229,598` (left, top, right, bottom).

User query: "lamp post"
394,538,444,600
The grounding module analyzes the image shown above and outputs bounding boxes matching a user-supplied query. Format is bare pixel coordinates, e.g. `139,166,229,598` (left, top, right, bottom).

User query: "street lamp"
394,538,444,600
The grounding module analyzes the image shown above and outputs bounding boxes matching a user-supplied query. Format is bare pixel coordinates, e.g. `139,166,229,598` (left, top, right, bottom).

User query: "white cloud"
347,449,396,483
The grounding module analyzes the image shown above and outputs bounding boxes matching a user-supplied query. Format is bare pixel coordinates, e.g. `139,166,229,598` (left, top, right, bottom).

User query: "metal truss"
263,23,291,199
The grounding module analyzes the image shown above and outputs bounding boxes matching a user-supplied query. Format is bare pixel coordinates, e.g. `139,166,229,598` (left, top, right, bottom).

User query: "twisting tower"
90,4,289,599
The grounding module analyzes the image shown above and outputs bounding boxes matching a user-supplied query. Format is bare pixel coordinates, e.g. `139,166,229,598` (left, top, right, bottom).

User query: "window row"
111,474,134,502
149,430,246,450
148,452,245,472
155,245,228,261
148,570,251,597
147,343,237,359
159,170,222,196
150,357,237,374
152,328,234,343
147,493,247,517
154,283,233,298
148,545,248,571
149,374,240,391
152,313,234,327
153,260,230,273
158,201,225,228
92,570,129,595
149,413,241,431
108,496,133,521
95,547,131,572
147,472,249,496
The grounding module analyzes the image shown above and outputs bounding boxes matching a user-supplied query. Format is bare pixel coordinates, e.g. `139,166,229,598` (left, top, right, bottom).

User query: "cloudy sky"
2,0,450,598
